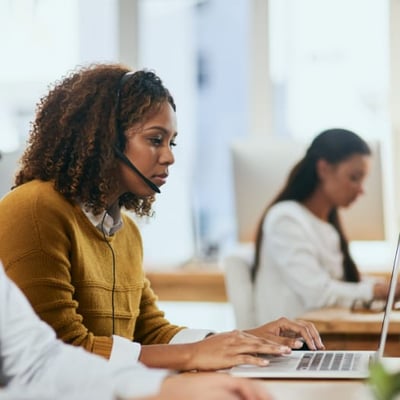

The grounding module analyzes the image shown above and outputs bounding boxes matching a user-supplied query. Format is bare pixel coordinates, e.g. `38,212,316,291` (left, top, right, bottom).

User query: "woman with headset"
0,63,323,374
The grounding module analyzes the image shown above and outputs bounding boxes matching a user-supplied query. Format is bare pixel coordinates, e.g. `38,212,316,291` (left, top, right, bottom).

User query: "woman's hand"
244,317,325,351
373,281,390,300
140,318,324,371
373,280,400,300
187,330,293,370
140,329,293,371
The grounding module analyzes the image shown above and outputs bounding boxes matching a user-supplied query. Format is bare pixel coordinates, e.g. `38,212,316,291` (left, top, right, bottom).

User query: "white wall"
135,0,197,268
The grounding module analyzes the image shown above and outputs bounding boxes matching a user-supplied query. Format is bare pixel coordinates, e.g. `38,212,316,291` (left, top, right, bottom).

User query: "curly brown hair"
14,63,176,216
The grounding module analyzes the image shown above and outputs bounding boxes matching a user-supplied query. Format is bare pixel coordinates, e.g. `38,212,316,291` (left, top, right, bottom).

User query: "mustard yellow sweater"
0,180,183,359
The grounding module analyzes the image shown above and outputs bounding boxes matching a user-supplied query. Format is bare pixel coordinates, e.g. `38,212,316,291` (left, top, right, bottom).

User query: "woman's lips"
152,174,168,185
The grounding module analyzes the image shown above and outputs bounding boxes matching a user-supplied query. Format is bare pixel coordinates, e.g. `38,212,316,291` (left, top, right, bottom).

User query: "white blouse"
254,201,374,324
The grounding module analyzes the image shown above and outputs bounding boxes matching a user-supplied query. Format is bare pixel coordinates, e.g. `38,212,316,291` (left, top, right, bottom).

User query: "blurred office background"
1,0,400,330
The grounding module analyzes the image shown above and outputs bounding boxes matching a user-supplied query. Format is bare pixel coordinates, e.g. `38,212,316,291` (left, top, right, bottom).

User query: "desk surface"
146,267,227,302
147,268,400,355
299,307,400,356
299,307,400,334
145,267,390,302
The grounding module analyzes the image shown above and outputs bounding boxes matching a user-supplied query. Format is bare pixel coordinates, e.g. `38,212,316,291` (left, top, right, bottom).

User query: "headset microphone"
114,71,160,194
114,145,161,193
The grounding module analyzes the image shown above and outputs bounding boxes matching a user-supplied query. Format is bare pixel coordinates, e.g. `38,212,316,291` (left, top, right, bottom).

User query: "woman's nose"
160,146,175,165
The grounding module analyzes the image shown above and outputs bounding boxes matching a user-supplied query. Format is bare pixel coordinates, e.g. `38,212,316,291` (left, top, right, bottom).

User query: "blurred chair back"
222,244,256,329
0,149,22,198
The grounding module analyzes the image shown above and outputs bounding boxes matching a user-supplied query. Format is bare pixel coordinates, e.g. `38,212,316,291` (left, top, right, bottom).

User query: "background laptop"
229,235,400,379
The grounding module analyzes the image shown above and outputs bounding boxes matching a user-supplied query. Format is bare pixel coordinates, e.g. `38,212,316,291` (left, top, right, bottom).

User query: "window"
1,0,396,268
269,0,390,142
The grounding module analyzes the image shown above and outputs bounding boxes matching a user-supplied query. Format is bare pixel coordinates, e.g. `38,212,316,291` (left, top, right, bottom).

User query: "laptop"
229,235,400,379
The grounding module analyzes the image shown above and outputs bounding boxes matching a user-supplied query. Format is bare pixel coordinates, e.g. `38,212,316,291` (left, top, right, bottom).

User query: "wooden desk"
299,307,400,356
145,268,227,302
146,268,400,356
145,268,388,302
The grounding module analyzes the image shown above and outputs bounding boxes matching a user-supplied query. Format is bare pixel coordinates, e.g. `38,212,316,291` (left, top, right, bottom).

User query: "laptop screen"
377,234,400,359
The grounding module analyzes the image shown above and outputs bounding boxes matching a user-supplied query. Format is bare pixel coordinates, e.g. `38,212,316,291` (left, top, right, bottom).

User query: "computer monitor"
230,138,385,243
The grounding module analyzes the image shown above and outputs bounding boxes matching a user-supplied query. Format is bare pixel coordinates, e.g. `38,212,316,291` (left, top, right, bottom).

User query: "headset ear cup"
115,71,137,150
113,145,123,157
114,113,125,151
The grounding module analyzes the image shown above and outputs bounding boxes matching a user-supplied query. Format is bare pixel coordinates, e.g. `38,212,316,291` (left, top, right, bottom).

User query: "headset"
106,71,163,335
100,212,117,335
114,71,161,194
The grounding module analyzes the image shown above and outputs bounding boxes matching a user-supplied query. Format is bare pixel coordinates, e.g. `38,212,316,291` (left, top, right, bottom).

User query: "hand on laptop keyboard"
244,317,325,351
293,340,309,351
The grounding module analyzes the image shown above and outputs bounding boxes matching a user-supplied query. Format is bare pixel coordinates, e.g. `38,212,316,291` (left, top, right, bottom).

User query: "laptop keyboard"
296,352,362,371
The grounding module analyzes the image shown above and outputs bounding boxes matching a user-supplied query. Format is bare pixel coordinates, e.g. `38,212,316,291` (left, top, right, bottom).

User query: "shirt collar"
81,202,123,236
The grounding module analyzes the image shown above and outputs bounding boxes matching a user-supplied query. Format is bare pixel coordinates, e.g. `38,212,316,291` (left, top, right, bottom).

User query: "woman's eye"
149,136,177,148
150,137,162,146
350,174,362,183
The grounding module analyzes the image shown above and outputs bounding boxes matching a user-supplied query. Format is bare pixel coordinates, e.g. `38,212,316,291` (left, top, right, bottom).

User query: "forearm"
139,331,290,372
324,279,374,307
139,344,197,371
279,265,374,310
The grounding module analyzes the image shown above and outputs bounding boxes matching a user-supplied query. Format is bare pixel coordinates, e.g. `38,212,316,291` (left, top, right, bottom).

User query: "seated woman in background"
251,128,397,324
0,63,323,375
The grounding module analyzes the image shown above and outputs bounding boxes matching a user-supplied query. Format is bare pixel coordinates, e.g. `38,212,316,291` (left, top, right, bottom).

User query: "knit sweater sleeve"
133,277,184,344
0,182,114,358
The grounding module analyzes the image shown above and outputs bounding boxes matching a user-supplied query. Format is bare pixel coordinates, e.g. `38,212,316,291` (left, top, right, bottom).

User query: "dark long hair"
251,128,371,282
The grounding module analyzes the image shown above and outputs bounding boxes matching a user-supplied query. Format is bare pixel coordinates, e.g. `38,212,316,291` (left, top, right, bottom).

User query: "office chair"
222,244,256,329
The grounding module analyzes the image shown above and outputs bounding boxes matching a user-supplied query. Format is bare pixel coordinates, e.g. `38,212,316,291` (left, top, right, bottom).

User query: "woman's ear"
316,158,332,180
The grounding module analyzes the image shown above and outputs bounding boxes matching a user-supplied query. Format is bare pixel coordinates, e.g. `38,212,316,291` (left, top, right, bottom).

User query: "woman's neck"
302,190,333,221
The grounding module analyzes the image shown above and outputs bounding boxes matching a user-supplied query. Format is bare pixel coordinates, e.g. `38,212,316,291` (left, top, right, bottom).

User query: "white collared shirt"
82,202,123,236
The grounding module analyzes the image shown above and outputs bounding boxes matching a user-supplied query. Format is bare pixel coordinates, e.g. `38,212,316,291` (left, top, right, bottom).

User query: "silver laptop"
229,235,400,379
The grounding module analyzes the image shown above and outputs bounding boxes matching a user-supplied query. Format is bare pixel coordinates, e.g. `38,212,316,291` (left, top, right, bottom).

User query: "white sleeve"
110,335,141,364
169,329,215,344
0,385,116,400
0,264,168,399
264,213,374,309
